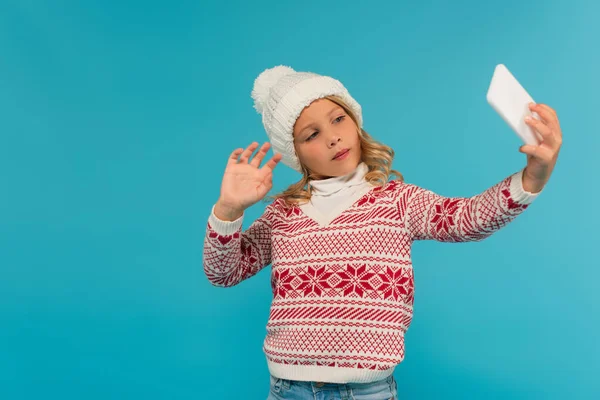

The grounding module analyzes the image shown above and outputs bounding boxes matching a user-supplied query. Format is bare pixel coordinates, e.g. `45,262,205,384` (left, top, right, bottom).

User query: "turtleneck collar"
308,162,369,197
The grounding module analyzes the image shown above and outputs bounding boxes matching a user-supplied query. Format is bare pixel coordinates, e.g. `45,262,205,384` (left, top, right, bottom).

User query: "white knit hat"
251,65,363,172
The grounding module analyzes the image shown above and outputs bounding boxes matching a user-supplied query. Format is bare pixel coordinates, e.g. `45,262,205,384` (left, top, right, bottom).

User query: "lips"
333,149,349,160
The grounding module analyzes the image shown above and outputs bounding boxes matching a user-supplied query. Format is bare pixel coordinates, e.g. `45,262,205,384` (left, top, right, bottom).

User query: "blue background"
1,0,598,399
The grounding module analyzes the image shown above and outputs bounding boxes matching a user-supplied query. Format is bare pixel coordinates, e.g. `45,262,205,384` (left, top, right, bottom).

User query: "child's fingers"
536,103,558,120
525,116,553,143
239,142,260,163
519,144,554,162
529,103,559,128
261,153,282,172
227,148,244,166
249,142,271,168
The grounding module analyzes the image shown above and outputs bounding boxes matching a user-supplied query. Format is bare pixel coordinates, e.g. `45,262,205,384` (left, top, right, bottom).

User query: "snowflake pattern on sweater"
203,169,539,383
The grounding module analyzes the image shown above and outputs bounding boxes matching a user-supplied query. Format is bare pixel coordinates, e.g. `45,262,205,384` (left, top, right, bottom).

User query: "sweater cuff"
509,169,542,206
208,204,244,235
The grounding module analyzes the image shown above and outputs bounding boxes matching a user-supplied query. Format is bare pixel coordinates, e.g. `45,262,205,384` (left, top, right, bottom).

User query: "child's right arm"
202,141,282,287
203,202,275,287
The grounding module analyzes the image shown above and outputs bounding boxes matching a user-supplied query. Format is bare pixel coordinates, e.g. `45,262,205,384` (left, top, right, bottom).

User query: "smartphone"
486,64,541,146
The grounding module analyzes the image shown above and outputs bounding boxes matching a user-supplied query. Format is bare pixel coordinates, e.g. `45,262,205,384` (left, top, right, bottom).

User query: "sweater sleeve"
203,202,274,287
402,168,541,242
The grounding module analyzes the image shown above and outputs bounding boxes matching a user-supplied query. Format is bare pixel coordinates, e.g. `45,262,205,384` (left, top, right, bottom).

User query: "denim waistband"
270,373,395,391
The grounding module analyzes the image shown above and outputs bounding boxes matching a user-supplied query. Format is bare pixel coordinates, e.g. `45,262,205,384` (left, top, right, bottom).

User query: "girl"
203,66,562,400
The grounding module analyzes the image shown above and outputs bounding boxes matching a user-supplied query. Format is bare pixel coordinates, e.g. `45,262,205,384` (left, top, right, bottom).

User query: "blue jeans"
267,374,398,400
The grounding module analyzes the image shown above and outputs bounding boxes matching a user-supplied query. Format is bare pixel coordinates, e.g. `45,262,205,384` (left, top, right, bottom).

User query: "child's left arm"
402,102,562,242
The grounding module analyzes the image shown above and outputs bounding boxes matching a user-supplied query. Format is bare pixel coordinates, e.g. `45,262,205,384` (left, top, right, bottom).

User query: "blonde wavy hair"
264,95,404,207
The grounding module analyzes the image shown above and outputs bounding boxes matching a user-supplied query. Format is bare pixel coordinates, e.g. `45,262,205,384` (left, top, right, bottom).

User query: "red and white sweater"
203,164,541,383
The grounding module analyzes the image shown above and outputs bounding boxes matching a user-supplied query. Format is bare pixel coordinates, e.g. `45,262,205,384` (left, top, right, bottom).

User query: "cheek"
345,128,359,144
297,143,327,164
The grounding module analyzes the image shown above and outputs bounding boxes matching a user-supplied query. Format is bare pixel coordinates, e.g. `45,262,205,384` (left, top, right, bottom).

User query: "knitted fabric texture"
203,169,540,383
251,65,363,172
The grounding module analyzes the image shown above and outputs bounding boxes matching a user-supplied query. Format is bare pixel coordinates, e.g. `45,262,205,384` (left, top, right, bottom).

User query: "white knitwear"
251,65,363,172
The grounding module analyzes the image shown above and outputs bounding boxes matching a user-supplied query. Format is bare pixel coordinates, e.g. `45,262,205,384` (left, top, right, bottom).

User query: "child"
203,65,562,399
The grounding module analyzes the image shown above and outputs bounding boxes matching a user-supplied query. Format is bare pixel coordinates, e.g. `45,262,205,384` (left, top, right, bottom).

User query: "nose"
327,135,341,148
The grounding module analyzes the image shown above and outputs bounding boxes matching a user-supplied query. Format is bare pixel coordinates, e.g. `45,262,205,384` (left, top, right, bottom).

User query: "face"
292,98,361,178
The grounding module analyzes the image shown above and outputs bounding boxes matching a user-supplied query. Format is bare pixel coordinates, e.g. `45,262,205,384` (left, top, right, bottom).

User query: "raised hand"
214,142,282,221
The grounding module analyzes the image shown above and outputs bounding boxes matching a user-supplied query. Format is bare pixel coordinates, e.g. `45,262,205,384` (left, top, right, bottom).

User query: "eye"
305,116,345,142
306,131,318,142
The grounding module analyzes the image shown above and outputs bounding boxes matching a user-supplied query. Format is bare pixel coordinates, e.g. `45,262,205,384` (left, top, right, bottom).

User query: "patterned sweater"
203,168,541,383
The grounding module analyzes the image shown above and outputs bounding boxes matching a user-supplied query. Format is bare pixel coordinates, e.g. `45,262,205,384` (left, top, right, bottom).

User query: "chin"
333,160,361,175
